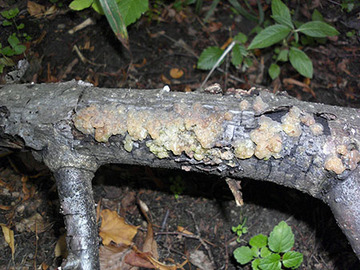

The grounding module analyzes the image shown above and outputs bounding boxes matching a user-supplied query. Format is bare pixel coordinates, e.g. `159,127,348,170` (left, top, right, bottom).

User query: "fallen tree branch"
1,80,359,269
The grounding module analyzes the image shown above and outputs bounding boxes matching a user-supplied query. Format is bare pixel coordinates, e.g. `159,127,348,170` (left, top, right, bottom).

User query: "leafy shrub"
197,0,339,80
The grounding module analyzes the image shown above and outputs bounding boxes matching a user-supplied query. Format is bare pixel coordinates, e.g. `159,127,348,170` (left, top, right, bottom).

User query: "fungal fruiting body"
281,106,302,137
250,116,283,160
73,100,359,175
73,103,227,161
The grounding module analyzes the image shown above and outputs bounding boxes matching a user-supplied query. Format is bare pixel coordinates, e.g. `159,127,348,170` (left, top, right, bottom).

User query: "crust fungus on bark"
1,80,360,269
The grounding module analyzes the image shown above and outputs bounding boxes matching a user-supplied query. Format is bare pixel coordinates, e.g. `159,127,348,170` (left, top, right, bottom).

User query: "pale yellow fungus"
324,155,346,174
233,139,255,159
281,106,302,137
250,116,283,159
309,123,323,136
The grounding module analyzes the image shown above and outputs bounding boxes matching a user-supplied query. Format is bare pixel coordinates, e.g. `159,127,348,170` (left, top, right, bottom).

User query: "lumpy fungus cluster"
73,95,359,175
73,102,232,163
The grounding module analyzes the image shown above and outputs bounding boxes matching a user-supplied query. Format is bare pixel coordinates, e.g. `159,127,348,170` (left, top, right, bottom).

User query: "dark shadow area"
92,163,360,269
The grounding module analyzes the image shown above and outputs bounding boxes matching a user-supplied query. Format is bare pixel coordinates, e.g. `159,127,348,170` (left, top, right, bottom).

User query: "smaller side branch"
55,167,99,270
326,168,360,259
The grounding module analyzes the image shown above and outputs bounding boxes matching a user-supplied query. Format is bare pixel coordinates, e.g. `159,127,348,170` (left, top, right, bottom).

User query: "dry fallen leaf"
99,209,139,246
138,200,158,259
0,223,15,260
161,74,171,84
99,244,134,270
15,212,47,233
177,226,193,235
27,1,57,18
189,250,215,270
27,1,46,18
169,68,184,79
54,233,68,258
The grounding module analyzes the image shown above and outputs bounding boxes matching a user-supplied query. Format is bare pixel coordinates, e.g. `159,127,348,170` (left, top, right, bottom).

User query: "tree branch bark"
1,80,360,268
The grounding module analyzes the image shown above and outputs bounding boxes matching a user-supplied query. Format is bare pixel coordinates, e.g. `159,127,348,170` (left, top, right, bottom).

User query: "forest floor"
0,0,360,269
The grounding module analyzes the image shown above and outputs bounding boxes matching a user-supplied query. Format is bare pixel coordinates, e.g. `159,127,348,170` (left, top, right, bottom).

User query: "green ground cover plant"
233,221,303,270
197,0,339,80
0,7,30,73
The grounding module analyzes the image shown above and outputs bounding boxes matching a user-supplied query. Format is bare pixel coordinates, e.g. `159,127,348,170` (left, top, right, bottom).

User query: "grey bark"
0,80,359,269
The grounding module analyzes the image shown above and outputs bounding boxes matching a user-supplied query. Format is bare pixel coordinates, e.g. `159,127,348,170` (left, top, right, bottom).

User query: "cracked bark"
0,80,360,269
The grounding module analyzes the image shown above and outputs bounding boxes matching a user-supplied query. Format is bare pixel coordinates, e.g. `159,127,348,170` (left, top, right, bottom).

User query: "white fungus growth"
233,139,255,159
281,106,302,137
123,134,133,152
309,123,324,136
300,113,316,126
250,116,283,159
324,155,346,174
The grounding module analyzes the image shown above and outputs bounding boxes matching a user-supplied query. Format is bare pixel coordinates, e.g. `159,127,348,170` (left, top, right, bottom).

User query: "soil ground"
1,0,360,269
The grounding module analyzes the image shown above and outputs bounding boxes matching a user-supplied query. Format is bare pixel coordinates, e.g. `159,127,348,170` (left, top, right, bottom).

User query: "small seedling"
169,175,185,199
0,8,29,73
233,221,303,270
232,217,248,242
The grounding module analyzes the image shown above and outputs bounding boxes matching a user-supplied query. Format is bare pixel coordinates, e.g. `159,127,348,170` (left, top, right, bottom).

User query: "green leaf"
271,0,294,29
289,47,313,78
0,56,15,66
204,0,220,21
277,49,288,62
14,44,26,55
244,57,253,67
231,44,243,67
91,0,104,14
1,46,15,56
69,0,93,10
283,251,303,268
233,246,254,264
259,253,282,270
0,64,4,74
2,20,12,26
17,23,25,30
294,31,299,43
8,34,20,48
251,246,260,257
247,24,291,49
252,258,261,270
1,8,19,19
117,0,149,27
197,46,224,70
260,246,272,258
312,9,324,22
234,32,248,44
268,63,280,80
99,0,130,50
268,221,295,253
297,21,339,37
250,234,268,249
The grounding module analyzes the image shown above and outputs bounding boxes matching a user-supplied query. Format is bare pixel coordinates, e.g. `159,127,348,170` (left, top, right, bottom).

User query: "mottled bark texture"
1,81,360,269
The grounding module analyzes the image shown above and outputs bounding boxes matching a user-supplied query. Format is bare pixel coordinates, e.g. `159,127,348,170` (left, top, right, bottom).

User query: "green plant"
49,0,64,8
169,175,185,199
341,0,360,12
233,221,303,270
69,0,148,50
0,8,29,73
232,217,248,242
197,0,339,81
